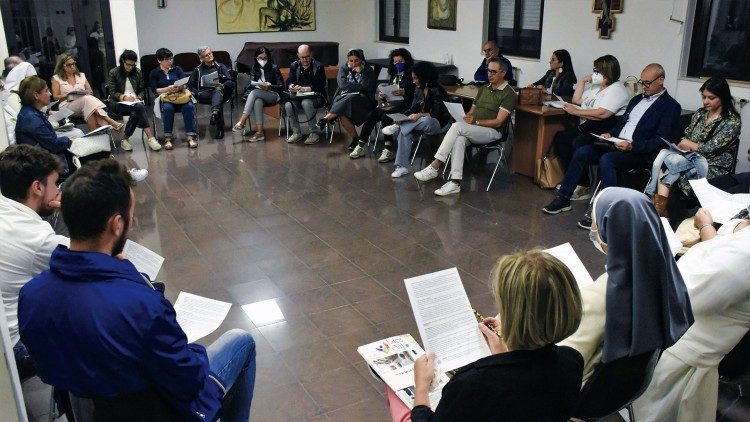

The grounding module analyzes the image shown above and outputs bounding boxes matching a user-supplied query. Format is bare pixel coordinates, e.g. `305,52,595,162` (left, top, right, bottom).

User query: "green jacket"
107,66,145,109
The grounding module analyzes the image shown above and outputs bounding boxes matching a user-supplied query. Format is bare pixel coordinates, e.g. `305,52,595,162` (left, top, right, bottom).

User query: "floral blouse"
677,108,741,194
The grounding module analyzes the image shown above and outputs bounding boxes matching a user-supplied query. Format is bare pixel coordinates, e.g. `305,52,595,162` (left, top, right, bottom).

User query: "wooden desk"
444,85,479,100
513,104,577,181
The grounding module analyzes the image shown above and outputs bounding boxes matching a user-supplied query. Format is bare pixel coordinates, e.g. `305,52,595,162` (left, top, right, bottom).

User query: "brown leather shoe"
652,194,669,218
163,137,174,150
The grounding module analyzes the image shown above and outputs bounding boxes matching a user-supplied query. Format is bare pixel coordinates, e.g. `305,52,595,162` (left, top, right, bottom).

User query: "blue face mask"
394,62,406,73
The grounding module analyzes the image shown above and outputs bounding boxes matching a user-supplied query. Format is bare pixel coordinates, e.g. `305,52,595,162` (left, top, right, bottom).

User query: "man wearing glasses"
285,44,327,145
474,40,516,86
543,63,681,229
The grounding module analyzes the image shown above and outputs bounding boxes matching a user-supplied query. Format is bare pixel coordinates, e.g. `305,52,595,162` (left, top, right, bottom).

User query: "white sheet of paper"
443,101,466,123
591,133,632,144
544,243,594,288
174,76,190,87
251,81,272,87
293,91,316,97
660,217,683,256
173,292,232,343
83,125,112,137
123,240,165,280
118,100,143,106
378,83,403,101
50,107,73,122
689,178,749,224
659,137,690,153
543,101,565,108
404,268,490,372
386,113,410,123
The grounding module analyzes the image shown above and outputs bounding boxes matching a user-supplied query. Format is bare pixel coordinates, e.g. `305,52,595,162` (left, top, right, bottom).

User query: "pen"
473,309,502,339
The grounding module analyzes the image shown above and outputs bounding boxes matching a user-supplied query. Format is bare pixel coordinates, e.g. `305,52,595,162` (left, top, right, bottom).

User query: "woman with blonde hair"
406,250,584,421
51,53,123,132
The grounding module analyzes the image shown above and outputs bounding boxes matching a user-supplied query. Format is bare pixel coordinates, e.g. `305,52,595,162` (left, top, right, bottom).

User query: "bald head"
5,56,22,70
482,40,499,59
643,63,665,79
297,44,312,68
640,63,666,97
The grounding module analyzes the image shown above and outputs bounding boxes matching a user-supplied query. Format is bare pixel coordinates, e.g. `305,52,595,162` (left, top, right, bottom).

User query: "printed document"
173,292,232,343
404,268,490,372
689,178,750,224
591,133,632,144
379,84,403,101
443,101,466,123
544,243,594,288
386,113,410,123
123,240,164,280
660,217,683,256
174,76,190,87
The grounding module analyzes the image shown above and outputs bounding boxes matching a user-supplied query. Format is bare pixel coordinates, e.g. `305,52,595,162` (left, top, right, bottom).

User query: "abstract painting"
216,0,316,34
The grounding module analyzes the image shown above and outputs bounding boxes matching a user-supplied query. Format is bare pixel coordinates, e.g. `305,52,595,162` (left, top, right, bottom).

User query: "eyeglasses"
592,68,600,74
64,62,76,67
638,75,663,88
482,48,495,53
487,69,500,75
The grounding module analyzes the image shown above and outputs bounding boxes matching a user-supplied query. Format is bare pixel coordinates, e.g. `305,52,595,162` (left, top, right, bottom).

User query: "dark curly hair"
387,48,414,77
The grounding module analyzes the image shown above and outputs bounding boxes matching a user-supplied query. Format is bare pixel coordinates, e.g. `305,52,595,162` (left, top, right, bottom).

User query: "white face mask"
257,59,267,67
589,230,607,254
591,72,604,85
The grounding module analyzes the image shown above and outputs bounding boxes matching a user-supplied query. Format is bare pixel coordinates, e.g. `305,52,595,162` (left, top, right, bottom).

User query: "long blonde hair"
54,53,79,80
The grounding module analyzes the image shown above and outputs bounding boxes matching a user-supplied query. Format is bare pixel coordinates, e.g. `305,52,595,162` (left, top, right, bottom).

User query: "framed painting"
427,0,457,31
592,0,623,13
216,0,316,34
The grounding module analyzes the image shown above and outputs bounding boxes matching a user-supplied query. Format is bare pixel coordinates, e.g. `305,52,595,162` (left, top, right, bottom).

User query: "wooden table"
513,104,577,181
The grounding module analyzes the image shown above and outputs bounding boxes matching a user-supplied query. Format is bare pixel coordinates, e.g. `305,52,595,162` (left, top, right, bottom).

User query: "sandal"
113,122,125,132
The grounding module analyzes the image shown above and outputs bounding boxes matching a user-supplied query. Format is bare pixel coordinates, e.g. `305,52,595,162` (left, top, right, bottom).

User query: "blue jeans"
559,144,655,200
207,329,256,422
394,116,442,168
162,101,197,137
644,149,709,195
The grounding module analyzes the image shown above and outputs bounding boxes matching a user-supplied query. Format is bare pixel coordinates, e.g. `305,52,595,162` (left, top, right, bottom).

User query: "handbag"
160,89,192,105
536,146,565,189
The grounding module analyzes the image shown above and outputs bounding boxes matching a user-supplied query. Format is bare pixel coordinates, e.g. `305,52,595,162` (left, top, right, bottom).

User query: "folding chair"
173,52,200,73
472,117,515,191
279,92,330,141
411,122,452,165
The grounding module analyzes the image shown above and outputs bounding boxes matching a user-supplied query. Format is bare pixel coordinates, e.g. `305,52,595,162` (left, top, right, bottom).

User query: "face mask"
257,59,267,67
589,230,606,255
394,62,406,73
591,72,604,85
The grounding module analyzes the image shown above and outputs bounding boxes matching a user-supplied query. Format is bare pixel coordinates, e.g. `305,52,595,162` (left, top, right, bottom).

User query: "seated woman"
552,55,630,200
354,48,415,162
106,49,161,152
560,187,693,384
51,53,123,132
529,49,577,97
645,77,741,217
406,249,583,421
316,49,376,151
149,48,198,150
386,61,450,178
633,205,750,421
232,46,284,142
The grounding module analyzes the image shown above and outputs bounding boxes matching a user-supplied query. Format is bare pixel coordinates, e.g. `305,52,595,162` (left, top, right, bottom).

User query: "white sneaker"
120,139,133,152
248,132,265,143
571,185,592,201
129,168,148,182
304,132,320,145
434,181,460,196
378,149,394,163
146,137,162,151
349,144,367,159
381,124,400,136
414,165,439,181
391,166,409,178
287,131,304,143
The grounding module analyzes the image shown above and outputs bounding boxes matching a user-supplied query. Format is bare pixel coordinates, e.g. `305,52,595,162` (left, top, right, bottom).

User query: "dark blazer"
246,63,285,95
405,85,451,127
187,62,234,94
411,345,583,422
106,66,146,109
610,90,681,154
533,69,576,97
287,58,326,94
336,63,377,102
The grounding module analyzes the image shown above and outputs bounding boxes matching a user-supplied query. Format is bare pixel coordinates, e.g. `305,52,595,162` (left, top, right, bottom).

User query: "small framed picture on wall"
428,0,457,31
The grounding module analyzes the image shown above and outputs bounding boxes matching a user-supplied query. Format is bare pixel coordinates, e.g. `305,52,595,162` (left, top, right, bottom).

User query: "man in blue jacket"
543,63,681,228
18,160,255,421
474,40,516,86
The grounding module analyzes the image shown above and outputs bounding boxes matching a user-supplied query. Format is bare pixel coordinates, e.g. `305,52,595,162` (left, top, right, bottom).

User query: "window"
379,0,410,43
686,0,750,82
488,0,544,59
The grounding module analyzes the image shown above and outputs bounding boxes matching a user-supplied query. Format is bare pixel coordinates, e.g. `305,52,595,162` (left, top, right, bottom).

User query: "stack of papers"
443,101,466,122
689,178,750,224
591,133,632,144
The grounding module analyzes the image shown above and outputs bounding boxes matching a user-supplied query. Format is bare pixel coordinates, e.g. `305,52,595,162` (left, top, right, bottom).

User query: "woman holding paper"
106,49,161,152
149,48,198,150
560,187,693,385
232,46,284,142
633,205,750,421
51,53,123,132
407,250,584,421
645,77,741,217
354,48,415,162
529,49,577,97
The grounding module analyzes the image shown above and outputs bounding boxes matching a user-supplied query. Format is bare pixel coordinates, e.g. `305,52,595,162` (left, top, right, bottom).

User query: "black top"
411,345,583,422
405,85,451,127
532,69,577,97
246,63,285,95
187,62,234,94
389,69,416,114
287,59,327,95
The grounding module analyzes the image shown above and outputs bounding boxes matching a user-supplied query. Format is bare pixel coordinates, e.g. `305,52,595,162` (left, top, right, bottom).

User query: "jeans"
113,102,151,137
161,101,197,137
197,81,236,114
434,121,501,180
394,116,442,168
284,97,323,132
644,149,708,195
243,89,280,126
559,145,655,199
207,329,256,422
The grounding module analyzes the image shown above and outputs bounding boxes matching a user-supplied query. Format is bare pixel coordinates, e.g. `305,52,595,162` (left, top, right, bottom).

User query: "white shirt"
580,81,630,117
0,195,69,345
4,62,36,92
617,90,665,141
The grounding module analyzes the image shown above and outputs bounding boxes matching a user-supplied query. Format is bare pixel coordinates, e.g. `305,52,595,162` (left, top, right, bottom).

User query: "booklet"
358,334,450,409
378,83,403,101
386,112,410,123
82,125,112,137
659,137,690,153
174,76,190,87
590,133,632,144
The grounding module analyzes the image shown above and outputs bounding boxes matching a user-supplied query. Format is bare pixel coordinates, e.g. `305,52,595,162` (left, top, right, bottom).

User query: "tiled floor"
20,111,748,421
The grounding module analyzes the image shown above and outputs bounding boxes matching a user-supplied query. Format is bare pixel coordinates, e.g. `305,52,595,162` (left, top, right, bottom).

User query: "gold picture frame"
216,0,316,34
427,0,457,31
592,0,623,13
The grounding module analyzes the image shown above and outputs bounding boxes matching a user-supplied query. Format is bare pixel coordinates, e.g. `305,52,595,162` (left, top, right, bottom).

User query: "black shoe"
348,138,360,150
577,205,593,229
542,197,571,215
316,118,328,131
210,112,219,126
215,127,224,139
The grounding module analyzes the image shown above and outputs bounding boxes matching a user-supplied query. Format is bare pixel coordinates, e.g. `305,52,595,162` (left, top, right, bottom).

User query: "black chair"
69,386,182,421
140,54,159,105
173,52,200,73
719,329,750,398
572,349,661,421
469,116,515,191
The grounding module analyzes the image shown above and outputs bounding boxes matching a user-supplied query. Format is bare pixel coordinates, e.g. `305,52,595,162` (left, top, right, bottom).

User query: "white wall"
110,0,139,57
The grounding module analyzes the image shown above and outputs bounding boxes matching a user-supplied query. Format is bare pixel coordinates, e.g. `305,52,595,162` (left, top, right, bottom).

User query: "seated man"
2,55,35,92
0,145,69,379
285,44,327,145
543,63,681,229
188,46,235,140
414,57,517,196
19,160,256,421
474,40,516,87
